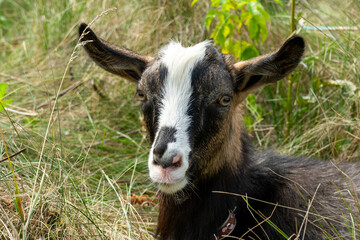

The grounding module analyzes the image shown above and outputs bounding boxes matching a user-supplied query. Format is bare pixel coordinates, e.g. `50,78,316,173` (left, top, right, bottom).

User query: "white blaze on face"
148,41,210,194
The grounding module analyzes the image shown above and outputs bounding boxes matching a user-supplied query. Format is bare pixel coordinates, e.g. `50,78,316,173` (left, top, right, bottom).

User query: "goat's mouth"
157,178,188,194
148,150,190,194
149,164,189,194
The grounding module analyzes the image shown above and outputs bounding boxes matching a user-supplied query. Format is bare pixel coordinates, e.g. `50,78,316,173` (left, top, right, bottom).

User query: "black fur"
79,25,359,240
139,63,168,142
153,127,177,167
157,135,359,240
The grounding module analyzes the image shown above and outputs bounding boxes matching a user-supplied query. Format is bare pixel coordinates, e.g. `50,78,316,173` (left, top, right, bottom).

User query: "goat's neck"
156,123,247,240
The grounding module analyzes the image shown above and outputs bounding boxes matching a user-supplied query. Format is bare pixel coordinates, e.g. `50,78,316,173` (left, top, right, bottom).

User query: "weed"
0,0,359,239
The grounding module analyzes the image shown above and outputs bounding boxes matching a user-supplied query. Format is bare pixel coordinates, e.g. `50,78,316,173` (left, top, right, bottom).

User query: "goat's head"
79,23,305,194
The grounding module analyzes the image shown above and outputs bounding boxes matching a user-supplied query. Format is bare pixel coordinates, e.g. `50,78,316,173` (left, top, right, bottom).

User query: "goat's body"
157,134,359,240
79,25,359,239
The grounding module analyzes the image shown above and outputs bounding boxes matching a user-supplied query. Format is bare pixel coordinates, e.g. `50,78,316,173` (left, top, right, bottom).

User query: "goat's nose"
153,154,183,169
153,143,166,160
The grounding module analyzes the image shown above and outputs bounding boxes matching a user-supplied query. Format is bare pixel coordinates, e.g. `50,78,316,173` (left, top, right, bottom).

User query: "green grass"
0,0,359,239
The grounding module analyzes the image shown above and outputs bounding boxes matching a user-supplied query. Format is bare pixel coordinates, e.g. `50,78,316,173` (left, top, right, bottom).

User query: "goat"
78,23,360,240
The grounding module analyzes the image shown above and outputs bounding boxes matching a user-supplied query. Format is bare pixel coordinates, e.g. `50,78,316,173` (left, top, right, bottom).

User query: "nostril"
153,154,183,169
171,154,183,168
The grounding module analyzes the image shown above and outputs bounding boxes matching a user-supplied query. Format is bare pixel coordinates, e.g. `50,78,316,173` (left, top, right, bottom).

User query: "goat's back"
251,152,360,239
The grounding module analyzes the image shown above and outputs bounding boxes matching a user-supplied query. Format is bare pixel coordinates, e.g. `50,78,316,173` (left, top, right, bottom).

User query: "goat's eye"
137,90,147,101
219,96,231,106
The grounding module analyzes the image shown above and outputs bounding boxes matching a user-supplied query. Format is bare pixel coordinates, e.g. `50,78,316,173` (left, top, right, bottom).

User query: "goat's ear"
233,35,305,95
78,23,153,83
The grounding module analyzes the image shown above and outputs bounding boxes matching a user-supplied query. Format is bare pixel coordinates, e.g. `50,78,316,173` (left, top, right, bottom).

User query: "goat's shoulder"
240,151,359,239
251,150,357,192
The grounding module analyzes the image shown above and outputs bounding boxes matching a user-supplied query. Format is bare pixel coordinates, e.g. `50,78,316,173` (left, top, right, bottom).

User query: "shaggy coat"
79,23,360,240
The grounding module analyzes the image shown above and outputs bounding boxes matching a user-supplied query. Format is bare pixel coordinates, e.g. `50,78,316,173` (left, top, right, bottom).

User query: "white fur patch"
148,41,210,193
158,178,188,194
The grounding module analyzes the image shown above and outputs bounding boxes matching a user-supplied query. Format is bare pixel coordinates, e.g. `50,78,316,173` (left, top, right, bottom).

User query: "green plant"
285,0,297,137
0,0,10,30
193,0,281,60
192,0,282,131
243,94,263,131
0,83,24,223
0,0,359,239
0,83,12,112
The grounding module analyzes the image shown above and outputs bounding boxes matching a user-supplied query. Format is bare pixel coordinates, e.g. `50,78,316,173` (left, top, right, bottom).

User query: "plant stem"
0,148,26,163
286,0,296,138
290,0,296,33
0,126,25,222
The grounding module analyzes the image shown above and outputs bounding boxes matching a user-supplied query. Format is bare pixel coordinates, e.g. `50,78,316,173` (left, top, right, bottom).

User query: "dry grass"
0,0,359,239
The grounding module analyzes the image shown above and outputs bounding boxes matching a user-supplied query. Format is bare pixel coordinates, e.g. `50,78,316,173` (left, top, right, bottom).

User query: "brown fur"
77,25,360,239
200,105,244,178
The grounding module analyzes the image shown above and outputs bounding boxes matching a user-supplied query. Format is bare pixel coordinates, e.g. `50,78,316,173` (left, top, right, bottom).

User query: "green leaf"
0,83,8,98
241,45,259,60
228,40,241,59
243,115,254,130
205,9,218,30
273,0,283,6
260,23,268,42
210,25,220,39
222,1,235,12
247,16,259,40
223,20,234,37
230,14,240,24
246,1,270,42
218,11,226,24
237,1,248,9
191,0,199,7
215,30,225,47
257,4,270,20
0,16,10,28
239,11,250,31
256,16,268,42
211,0,221,7
0,83,12,113
212,24,226,48
223,37,232,54
223,25,230,37
246,1,258,16
0,100,11,112
4,99,12,105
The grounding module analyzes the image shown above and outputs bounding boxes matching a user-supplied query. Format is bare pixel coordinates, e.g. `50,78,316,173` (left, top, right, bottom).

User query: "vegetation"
192,0,276,60
0,0,359,239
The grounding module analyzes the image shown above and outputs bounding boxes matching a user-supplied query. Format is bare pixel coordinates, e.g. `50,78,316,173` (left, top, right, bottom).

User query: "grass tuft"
0,0,359,239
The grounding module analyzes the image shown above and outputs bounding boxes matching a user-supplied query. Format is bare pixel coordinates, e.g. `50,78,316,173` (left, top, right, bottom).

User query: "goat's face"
79,23,305,194
139,42,237,193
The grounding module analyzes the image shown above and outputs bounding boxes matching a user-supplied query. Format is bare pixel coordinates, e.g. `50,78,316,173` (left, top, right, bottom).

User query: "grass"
0,0,359,239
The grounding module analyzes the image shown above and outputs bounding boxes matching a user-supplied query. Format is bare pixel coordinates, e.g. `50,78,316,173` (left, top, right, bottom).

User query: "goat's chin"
158,178,188,194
